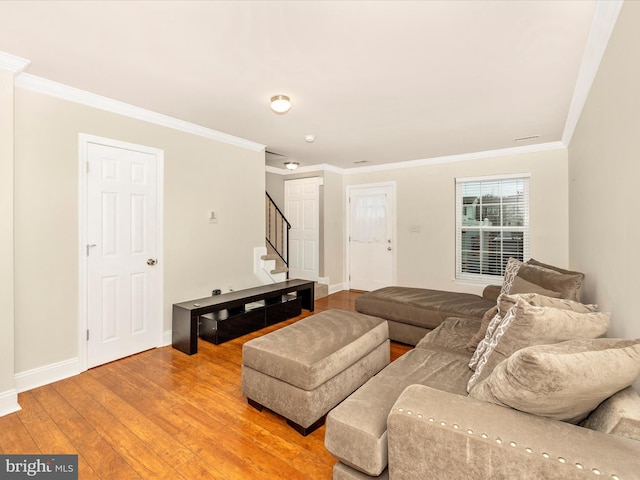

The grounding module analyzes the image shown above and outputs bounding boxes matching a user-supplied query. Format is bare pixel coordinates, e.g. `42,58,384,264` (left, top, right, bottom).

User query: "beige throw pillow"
500,257,523,295
470,339,640,424
467,296,610,391
508,276,561,298
516,263,584,301
468,307,504,371
465,305,498,353
497,292,598,319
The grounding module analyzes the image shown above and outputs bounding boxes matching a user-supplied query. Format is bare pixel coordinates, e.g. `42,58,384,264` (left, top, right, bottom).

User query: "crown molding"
14,73,265,152
266,163,343,175
562,0,624,146
342,142,566,175
266,141,566,176
0,51,30,75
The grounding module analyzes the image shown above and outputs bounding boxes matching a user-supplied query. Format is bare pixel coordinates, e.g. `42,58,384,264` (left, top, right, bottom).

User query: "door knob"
387,247,392,251
147,259,157,266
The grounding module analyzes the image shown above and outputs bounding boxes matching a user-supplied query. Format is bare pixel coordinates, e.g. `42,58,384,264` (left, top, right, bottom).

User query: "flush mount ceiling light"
284,161,299,170
270,95,291,114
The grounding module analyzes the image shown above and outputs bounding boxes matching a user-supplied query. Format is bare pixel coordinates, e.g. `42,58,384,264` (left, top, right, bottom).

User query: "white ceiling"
0,1,608,170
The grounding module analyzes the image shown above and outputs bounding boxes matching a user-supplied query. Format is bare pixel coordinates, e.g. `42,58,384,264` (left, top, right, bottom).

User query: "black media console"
172,279,315,355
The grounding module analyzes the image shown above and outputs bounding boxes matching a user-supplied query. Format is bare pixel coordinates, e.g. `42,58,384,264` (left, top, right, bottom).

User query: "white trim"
14,358,80,393
15,73,265,152
328,282,346,295
0,51,30,75
562,0,624,146
266,142,565,176
0,389,21,417
266,163,343,175
78,134,165,372
163,330,173,347
456,172,532,184
345,142,565,174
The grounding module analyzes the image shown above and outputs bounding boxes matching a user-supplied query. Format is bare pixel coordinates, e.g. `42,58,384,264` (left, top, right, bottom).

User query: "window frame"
455,173,530,284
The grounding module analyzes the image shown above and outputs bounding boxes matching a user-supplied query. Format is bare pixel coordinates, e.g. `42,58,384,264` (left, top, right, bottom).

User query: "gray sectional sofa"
354,285,498,346
324,259,640,479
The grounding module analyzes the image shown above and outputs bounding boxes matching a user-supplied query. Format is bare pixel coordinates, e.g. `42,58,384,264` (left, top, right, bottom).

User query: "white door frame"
346,181,397,290
78,133,164,372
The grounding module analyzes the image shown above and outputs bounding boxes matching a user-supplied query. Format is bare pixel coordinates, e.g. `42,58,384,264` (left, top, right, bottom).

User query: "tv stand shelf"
172,279,315,355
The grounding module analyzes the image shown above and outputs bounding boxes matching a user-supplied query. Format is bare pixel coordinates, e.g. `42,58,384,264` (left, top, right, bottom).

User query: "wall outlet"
212,289,221,295
409,225,422,233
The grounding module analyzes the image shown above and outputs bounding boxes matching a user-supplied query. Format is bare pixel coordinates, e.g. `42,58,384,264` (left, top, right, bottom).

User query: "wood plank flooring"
0,290,411,479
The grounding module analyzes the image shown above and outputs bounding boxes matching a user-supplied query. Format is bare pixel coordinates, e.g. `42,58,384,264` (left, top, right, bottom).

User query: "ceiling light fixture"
285,161,299,170
270,95,291,114
305,134,315,143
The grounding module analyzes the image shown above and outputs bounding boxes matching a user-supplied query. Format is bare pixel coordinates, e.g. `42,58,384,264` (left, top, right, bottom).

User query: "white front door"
348,183,396,291
285,177,321,282
83,137,163,369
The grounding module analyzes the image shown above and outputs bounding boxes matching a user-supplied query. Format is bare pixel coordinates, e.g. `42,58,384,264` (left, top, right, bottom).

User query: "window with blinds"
455,174,530,282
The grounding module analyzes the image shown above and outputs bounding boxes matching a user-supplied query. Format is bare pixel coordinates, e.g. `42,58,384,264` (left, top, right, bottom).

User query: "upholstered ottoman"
241,309,390,435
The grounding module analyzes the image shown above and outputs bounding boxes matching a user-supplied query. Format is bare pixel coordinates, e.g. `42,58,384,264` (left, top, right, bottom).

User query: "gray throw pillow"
470,338,640,424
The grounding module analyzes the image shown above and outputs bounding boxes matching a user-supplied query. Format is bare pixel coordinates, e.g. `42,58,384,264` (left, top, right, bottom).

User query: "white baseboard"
329,282,346,295
14,358,80,393
0,389,21,417
163,330,172,347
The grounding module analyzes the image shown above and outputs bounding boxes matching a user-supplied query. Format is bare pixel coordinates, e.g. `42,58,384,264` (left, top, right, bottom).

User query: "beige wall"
344,149,569,295
268,148,569,296
322,170,346,289
0,70,15,397
568,1,640,343
13,88,265,374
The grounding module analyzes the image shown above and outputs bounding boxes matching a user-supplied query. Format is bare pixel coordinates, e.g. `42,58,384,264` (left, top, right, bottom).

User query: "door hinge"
86,162,90,173
86,329,90,341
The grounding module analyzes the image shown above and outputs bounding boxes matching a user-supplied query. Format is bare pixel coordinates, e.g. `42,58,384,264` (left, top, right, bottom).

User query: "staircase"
256,193,329,300
257,193,291,281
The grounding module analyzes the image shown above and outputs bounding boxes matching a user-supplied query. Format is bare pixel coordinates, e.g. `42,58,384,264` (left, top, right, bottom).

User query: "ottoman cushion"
243,310,389,391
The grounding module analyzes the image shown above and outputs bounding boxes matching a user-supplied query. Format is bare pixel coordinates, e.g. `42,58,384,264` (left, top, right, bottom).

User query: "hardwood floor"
0,290,411,479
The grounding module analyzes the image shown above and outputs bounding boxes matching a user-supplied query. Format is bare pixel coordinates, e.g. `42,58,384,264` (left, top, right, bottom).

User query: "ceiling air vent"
513,135,540,142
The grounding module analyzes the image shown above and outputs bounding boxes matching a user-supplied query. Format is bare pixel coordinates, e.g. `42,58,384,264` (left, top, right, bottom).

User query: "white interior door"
285,177,320,282
348,183,396,291
84,139,162,368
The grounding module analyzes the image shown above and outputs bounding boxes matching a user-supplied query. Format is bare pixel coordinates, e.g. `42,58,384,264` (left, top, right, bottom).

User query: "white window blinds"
455,175,530,282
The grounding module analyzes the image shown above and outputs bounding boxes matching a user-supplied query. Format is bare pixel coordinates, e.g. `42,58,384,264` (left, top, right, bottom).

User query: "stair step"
270,267,289,274
261,254,279,261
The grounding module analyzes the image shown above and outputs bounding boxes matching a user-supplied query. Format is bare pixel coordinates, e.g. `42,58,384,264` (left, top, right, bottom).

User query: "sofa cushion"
581,386,640,441
470,338,640,424
354,286,494,331
415,316,481,356
325,347,472,477
467,296,610,390
515,263,584,301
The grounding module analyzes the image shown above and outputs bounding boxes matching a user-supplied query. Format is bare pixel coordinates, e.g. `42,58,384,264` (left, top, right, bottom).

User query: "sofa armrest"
388,385,639,480
481,284,501,302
